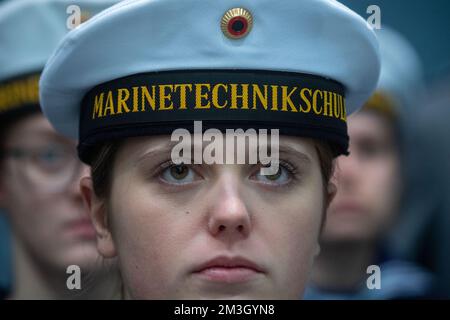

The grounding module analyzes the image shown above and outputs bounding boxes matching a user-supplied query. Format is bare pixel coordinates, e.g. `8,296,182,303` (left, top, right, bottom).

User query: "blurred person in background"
0,0,118,299
389,72,450,299
304,27,435,299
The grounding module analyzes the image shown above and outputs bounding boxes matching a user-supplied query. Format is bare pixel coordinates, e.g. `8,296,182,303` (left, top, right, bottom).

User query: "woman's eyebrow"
134,141,180,165
133,141,313,167
133,145,171,165
277,145,313,166
248,142,313,167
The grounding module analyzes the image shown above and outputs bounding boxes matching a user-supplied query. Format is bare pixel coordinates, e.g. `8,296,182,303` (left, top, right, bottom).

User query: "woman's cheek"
110,182,192,298
109,184,158,297
262,192,323,295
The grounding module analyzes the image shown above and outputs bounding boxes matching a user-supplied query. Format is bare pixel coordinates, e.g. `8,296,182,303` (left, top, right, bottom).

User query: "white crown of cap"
40,0,381,139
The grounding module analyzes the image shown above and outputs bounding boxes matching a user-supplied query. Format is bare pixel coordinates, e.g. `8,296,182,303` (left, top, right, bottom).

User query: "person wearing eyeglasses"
0,0,118,299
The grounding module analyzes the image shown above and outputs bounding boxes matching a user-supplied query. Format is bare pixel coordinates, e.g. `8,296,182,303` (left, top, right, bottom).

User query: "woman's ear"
326,161,338,210
313,240,321,257
80,176,117,258
319,179,337,236
326,181,337,209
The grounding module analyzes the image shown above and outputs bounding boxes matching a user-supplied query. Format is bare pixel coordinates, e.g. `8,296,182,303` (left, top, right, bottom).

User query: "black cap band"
79,70,348,164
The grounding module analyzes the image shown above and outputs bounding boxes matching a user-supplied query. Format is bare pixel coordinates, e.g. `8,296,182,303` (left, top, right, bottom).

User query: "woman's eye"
252,165,291,184
160,164,196,184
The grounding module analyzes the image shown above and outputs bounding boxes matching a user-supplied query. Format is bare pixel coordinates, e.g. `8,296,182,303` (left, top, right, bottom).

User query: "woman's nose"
207,172,252,240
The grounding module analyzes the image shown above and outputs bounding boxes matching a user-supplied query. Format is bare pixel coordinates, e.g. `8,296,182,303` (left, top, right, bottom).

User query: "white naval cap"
39,0,381,163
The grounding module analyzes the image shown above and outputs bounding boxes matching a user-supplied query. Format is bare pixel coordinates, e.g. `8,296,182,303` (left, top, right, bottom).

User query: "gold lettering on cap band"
79,71,349,163
362,91,398,119
0,75,40,113
90,83,346,122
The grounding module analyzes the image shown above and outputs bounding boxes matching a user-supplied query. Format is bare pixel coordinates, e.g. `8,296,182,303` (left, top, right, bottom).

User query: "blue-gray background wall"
340,0,450,82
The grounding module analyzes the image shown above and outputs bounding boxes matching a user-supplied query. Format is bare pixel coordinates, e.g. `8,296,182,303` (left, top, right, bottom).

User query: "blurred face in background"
0,113,99,272
322,109,401,243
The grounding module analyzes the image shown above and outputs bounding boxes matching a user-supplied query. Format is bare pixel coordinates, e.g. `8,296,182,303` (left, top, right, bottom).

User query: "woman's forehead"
117,134,318,163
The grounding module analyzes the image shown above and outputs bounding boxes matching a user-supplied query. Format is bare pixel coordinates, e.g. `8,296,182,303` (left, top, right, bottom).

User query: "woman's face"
85,135,329,299
323,111,401,243
0,113,99,271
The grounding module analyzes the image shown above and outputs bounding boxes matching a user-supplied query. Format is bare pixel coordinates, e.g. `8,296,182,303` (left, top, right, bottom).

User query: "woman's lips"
193,256,264,284
197,267,260,283
64,218,97,239
331,201,365,215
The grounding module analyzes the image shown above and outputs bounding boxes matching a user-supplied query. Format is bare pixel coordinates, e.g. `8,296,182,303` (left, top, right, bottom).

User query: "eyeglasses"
1,142,85,194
